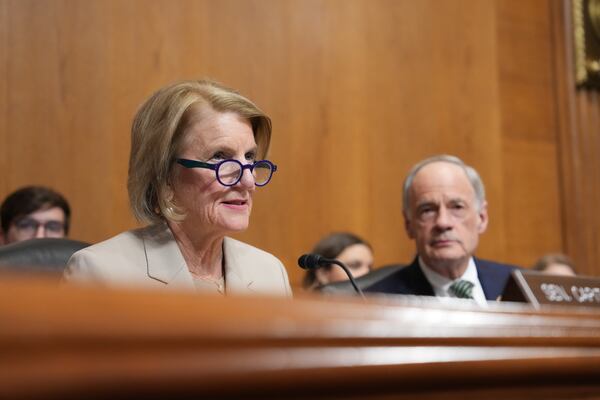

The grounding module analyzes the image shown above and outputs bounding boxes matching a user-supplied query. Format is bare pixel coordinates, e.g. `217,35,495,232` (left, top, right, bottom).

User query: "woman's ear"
163,180,175,204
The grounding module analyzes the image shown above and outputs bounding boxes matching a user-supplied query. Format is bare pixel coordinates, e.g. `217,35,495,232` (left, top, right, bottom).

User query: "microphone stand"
329,259,366,300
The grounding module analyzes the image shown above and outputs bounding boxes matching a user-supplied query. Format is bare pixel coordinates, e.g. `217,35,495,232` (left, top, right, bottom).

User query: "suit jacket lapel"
223,237,256,295
406,257,436,296
475,258,504,300
142,224,195,290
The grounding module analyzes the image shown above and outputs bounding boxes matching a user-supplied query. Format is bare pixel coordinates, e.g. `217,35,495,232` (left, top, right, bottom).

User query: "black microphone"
298,253,365,299
297,253,327,270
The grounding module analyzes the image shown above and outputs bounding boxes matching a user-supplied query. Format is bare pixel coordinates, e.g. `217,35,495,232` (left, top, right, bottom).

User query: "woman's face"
316,243,374,285
172,109,257,238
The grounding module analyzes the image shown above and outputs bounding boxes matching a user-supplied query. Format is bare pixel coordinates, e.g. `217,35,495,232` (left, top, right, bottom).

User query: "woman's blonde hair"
128,79,272,224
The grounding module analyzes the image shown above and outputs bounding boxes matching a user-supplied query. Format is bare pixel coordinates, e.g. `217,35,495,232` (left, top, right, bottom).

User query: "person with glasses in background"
64,79,291,296
0,186,70,245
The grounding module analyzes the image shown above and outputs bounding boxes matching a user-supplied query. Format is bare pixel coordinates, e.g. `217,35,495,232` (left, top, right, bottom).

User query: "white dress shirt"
418,257,488,307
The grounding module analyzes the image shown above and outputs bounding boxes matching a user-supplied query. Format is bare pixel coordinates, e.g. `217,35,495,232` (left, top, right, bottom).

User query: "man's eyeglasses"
13,218,65,238
176,158,277,187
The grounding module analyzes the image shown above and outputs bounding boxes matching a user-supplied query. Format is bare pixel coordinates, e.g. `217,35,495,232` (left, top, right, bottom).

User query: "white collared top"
418,257,488,307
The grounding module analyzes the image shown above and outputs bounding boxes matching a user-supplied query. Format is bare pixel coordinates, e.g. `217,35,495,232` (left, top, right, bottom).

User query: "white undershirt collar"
418,257,488,307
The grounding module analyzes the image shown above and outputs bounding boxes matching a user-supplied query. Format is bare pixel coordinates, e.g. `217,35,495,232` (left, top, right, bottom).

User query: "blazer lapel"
475,258,505,301
142,224,195,290
406,257,436,296
223,237,256,295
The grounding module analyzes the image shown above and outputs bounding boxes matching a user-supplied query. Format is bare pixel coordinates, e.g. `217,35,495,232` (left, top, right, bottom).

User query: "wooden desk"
2,275,600,399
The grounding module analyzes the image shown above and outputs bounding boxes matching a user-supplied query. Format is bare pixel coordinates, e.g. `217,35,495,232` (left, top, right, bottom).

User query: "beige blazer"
63,224,292,297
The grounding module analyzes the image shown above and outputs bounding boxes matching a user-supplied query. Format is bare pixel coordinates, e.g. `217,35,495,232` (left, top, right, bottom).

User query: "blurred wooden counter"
2,275,600,399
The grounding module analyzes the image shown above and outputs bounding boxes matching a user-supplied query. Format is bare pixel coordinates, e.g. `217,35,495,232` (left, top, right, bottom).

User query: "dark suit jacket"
364,257,517,301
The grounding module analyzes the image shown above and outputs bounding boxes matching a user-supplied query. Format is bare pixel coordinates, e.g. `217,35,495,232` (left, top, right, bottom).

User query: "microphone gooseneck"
297,253,365,299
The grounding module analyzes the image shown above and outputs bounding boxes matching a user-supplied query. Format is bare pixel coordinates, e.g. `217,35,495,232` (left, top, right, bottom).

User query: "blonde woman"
64,80,291,296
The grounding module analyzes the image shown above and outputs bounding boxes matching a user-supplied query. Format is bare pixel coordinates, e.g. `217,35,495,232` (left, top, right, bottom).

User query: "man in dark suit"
366,155,517,304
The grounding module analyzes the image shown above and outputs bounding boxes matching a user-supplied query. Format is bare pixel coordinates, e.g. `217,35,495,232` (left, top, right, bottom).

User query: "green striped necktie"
449,279,474,299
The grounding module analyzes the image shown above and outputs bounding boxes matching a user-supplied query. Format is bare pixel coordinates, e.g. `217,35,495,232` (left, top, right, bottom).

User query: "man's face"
404,162,488,276
3,207,67,244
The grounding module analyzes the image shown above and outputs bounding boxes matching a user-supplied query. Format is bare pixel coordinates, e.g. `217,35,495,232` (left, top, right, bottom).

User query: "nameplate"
502,270,600,309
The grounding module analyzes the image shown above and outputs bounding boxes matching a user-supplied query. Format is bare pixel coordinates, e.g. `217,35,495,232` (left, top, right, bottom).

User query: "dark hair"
1,186,71,234
532,253,577,274
302,232,372,289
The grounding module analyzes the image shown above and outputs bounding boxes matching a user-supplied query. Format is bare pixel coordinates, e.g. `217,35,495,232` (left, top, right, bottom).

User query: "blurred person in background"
64,79,291,296
302,232,373,290
533,253,577,277
0,186,70,245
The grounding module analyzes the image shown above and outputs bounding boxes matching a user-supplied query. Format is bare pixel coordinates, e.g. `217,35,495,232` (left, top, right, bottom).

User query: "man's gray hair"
402,155,486,215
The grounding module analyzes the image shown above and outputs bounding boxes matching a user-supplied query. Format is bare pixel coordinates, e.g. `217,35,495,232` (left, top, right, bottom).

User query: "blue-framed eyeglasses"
176,158,278,187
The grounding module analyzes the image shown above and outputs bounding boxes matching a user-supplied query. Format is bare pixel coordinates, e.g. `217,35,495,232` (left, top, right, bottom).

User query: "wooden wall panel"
0,1,6,199
575,92,600,271
494,0,563,265
552,0,600,278
0,0,569,288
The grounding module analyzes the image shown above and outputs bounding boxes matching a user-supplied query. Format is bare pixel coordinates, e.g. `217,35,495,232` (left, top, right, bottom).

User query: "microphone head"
297,253,325,270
